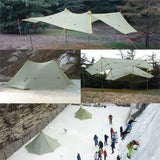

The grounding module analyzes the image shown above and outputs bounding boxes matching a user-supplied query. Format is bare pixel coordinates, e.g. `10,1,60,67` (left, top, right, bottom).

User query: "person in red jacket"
103,149,107,160
110,127,114,138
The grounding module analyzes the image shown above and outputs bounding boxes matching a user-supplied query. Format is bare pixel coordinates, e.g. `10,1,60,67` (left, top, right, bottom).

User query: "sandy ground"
0,80,80,103
81,90,160,103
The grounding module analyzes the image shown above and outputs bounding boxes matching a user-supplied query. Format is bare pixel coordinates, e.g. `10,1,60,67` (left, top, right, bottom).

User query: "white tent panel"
92,12,137,34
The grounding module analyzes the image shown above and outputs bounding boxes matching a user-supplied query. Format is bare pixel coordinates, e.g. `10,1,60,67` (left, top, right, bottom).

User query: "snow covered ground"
8,104,160,160
8,104,130,160
0,80,80,103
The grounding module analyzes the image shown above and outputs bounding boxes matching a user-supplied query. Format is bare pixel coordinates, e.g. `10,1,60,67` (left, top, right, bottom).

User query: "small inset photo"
81,49,160,103
0,50,80,103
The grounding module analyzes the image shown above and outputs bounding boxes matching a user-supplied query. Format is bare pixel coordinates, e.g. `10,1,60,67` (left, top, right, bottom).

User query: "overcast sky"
81,50,160,63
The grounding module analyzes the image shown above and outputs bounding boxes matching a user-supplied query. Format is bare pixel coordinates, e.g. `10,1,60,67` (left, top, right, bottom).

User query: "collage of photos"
0,1,160,160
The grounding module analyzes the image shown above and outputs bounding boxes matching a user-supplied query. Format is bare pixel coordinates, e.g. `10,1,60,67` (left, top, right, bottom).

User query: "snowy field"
0,80,80,103
8,104,130,160
8,104,160,160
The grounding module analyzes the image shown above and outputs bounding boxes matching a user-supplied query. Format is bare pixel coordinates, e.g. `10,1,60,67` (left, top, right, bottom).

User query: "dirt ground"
81,90,160,103
0,23,159,50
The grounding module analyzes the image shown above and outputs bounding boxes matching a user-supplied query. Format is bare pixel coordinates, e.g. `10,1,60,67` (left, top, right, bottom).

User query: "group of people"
120,117,139,159
77,115,139,160
93,134,108,160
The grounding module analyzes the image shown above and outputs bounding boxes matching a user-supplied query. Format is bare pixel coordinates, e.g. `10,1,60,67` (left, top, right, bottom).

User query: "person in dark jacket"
99,140,103,151
111,141,115,154
117,155,121,160
120,126,123,137
128,117,136,126
104,134,108,146
77,153,81,160
94,134,98,146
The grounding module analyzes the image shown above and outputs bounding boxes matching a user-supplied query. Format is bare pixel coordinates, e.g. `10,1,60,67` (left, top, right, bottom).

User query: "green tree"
120,0,160,48
0,0,58,33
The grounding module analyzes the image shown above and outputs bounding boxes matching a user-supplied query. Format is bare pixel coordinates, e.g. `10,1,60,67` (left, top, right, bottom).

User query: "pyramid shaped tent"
86,57,153,80
25,131,60,155
5,60,74,90
75,107,92,120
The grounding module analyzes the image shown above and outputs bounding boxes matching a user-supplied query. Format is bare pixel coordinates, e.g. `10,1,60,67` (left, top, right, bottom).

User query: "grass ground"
82,88,160,95
81,88,160,103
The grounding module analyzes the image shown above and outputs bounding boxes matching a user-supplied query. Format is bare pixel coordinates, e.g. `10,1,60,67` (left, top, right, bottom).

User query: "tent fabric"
92,12,137,34
24,9,137,35
25,131,60,155
86,57,153,80
5,60,74,90
24,8,92,34
75,107,92,120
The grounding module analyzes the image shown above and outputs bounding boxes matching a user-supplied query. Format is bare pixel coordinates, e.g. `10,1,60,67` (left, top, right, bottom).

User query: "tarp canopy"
25,131,60,155
75,107,92,120
24,8,137,35
86,57,153,80
5,60,74,90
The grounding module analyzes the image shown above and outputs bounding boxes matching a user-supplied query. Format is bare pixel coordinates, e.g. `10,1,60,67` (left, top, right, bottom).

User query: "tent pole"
88,35,89,49
146,78,148,91
82,67,85,89
65,29,67,49
27,22,33,50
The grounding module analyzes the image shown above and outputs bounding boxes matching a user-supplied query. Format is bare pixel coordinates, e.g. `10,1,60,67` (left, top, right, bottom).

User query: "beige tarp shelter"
25,131,60,155
24,8,137,35
5,60,74,90
86,57,153,80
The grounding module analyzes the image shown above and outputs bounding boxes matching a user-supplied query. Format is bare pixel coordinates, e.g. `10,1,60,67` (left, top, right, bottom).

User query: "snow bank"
119,103,160,160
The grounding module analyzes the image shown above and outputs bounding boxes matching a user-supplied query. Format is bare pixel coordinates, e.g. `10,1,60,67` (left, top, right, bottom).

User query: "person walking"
111,140,115,154
94,134,98,146
120,126,123,137
77,153,81,160
104,134,108,146
108,114,113,124
94,151,98,160
103,149,107,160
99,140,103,151
98,149,102,160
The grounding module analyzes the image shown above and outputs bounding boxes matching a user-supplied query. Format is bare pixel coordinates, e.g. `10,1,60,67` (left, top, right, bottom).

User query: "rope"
138,31,149,36
55,28,65,49
92,33,102,40
125,35,138,49
0,20,17,30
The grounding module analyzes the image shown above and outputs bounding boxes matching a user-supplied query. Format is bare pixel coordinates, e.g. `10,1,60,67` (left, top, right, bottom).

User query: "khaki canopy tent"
5,60,74,90
23,8,137,48
86,57,153,80
75,106,92,120
25,131,60,155
24,8,137,34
